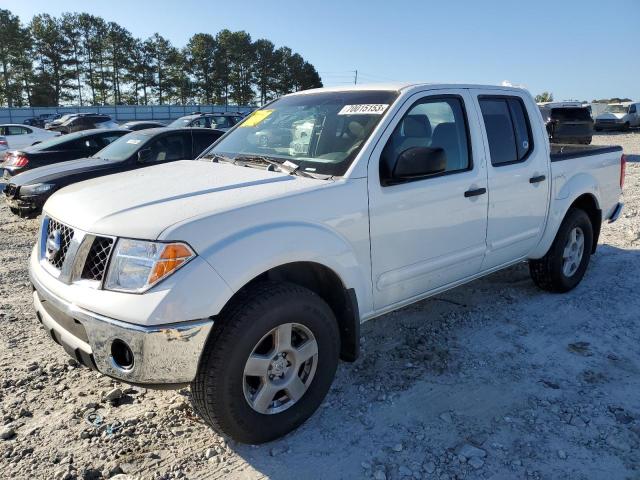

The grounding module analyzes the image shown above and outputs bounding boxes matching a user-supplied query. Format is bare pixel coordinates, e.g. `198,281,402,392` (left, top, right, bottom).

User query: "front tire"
529,208,593,293
191,281,340,444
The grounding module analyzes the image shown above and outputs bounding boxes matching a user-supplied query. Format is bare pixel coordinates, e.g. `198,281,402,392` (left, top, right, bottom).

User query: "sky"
3,0,638,101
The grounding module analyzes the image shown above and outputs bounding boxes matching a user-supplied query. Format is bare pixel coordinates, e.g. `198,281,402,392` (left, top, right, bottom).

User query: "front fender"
529,172,601,259
198,221,372,317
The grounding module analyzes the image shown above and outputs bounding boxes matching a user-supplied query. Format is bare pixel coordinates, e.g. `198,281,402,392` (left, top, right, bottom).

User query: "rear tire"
191,281,340,444
529,208,593,293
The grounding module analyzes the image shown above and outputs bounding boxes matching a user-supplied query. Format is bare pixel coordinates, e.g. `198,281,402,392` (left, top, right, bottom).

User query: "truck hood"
10,158,118,186
596,112,625,120
44,160,327,239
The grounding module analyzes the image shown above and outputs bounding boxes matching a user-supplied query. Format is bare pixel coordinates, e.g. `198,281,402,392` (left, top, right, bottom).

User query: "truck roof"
289,82,529,95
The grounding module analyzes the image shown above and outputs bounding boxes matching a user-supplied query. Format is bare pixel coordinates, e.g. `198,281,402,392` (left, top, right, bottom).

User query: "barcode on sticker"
338,104,389,115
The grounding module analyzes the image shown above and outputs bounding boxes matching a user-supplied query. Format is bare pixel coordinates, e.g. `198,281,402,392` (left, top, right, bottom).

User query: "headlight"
21,183,54,196
104,239,196,293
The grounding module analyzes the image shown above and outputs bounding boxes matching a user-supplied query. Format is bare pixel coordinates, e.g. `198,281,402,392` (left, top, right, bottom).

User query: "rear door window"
211,116,232,129
479,97,533,166
190,117,208,128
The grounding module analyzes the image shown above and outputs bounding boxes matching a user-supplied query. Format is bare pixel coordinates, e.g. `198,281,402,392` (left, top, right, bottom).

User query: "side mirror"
392,146,447,181
137,148,152,163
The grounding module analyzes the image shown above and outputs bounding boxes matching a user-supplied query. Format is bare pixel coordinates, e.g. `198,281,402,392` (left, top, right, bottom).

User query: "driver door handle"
464,187,487,198
529,175,546,184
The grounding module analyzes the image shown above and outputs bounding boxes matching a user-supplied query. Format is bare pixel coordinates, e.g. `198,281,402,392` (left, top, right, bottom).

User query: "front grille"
81,236,114,281
46,218,74,270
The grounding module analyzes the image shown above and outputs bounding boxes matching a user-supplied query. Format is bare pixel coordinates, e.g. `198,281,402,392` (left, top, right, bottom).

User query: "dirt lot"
1,131,639,480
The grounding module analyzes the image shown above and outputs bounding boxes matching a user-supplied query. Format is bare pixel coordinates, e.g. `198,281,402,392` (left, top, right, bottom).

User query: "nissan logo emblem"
46,230,62,260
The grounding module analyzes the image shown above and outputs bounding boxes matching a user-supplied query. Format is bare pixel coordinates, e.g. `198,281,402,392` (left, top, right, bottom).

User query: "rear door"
368,89,489,309
471,90,550,270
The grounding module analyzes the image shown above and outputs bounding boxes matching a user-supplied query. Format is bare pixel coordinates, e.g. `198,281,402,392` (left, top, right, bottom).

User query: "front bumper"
595,120,625,130
5,193,46,214
31,267,214,386
608,202,624,223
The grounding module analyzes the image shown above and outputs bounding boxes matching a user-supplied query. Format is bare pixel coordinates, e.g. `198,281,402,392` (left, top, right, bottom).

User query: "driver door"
368,90,489,309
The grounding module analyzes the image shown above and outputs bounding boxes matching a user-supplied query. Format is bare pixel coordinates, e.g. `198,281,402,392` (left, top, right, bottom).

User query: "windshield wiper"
205,153,237,164
207,153,328,179
234,154,317,178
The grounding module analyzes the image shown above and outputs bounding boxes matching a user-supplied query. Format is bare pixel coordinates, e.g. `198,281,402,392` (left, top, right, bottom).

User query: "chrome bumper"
609,202,624,223
31,269,213,386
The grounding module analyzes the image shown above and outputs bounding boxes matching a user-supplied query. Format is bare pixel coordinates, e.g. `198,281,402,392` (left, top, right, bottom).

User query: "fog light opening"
111,339,134,370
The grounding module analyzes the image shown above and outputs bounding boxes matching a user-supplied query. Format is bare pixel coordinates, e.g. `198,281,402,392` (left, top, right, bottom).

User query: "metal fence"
0,104,254,125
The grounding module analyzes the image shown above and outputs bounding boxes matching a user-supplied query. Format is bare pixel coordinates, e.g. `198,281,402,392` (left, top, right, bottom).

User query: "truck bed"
550,144,622,162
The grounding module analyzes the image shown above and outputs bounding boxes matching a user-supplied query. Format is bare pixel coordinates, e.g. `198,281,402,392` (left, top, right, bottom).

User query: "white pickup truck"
29,83,625,443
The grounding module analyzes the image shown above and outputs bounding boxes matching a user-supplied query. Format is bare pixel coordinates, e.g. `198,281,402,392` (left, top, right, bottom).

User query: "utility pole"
354,70,358,85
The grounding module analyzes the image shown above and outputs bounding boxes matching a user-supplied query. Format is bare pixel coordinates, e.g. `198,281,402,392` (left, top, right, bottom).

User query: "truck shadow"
223,244,640,479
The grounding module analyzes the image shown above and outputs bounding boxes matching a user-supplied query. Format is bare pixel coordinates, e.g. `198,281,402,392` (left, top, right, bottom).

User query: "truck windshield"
605,105,628,114
92,132,148,161
200,90,399,176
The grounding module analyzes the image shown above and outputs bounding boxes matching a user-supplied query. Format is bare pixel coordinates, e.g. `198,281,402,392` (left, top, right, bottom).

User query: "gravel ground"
1,131,639,480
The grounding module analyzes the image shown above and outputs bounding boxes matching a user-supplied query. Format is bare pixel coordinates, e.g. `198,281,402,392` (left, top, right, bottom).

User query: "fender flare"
529,172,601,259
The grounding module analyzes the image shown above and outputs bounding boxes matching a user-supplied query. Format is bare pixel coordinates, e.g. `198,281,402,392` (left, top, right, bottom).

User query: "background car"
3,127,224,216
0,136,8,161
23,118,42,127
595,102,640,131
119,120,166,131
168,112,243,130
0,124,60,152
538,103,594,144
24,113,62,128
44,113,86,130
1,128,129,179
47,114,119,134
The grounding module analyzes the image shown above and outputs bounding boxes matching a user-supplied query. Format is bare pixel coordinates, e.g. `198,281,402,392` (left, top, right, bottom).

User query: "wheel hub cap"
562,227,585,277
243,323,318,415
269,353,289,378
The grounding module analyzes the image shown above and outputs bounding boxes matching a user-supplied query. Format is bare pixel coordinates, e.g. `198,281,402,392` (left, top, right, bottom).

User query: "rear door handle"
464,187,487,198
529,175,546,184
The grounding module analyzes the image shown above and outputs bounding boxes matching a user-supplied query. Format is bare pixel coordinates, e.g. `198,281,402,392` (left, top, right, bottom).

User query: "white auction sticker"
338,104,389,115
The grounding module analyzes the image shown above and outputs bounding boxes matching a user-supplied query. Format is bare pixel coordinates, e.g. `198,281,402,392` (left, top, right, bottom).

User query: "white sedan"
0,124,60,158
